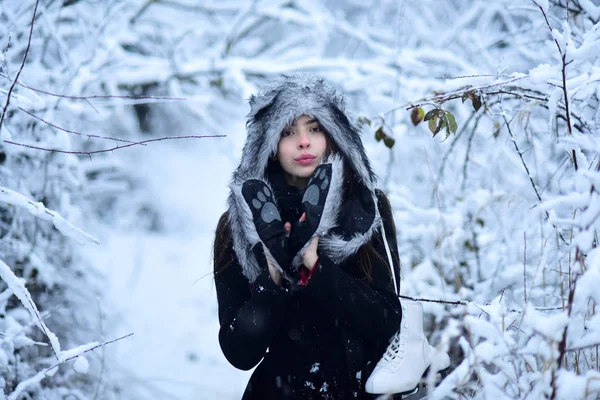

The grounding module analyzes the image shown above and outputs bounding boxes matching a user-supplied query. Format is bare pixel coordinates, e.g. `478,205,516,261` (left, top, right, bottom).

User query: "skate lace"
382,331,406,362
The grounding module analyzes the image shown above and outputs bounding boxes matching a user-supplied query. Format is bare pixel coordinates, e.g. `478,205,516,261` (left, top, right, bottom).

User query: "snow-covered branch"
0,186,98,244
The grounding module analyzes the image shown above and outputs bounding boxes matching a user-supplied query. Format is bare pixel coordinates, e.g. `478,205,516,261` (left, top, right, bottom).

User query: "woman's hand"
265,253,282,286
265,221,293,286
302,235,319,270
298,212,319,270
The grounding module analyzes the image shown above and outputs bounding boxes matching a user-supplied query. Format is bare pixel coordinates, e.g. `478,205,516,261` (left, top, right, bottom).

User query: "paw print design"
242,179,291,271
303,164,331,208
242,179,282,226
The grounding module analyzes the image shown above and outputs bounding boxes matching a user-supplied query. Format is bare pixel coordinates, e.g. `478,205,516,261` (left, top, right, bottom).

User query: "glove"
289,163,332,255
241,179,294,276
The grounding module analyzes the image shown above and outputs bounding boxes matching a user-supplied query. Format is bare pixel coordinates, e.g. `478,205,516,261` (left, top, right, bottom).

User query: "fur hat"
227,73,382,283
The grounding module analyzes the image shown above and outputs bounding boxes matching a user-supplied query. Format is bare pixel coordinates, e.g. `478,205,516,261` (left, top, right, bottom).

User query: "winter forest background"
1,0,600,399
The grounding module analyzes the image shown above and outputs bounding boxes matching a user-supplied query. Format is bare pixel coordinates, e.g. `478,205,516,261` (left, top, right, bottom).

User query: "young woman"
213,73,446,399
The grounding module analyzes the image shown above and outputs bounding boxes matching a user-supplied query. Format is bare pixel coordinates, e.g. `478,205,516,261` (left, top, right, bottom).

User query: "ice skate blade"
399,371,445,399
400,382,427,400
400,387,419,398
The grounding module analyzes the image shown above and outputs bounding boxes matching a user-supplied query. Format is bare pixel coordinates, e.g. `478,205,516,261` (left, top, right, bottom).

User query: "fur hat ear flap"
248,89,280,122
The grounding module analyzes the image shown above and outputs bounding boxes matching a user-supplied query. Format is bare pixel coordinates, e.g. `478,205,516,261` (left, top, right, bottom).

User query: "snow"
523,307,569,342
88,140,248,399
529,64,556,84
579,0,600,20
0,186,99,245
6,341,100,399
72,356,90,374
0,259,61,356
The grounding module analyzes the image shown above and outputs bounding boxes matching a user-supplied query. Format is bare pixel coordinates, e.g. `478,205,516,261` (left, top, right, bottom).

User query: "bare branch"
524,231,528,305
431,111,478,206
532,0,577,169
503,114,544,204
551,274,578,399
3,134,226,157
44,333,134,374
402,76,528,112
399,294,468,306
19,107,143,145
0,0,39,134
460,118,479,192
0,73,186,103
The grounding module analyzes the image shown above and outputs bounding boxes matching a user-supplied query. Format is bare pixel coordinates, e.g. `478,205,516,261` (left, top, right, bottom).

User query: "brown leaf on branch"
410,107,424,126
471,93,482,112
374,126,385,142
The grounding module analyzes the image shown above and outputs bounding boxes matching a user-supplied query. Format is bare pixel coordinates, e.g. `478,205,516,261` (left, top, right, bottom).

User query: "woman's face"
276,114,328,188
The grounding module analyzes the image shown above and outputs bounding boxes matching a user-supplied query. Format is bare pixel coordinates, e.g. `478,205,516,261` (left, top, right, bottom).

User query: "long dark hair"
213,211,235,275
341,166,397,283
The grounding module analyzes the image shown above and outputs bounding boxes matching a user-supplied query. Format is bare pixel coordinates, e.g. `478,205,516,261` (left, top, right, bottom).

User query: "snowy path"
98,232,249,399
88,139,251,399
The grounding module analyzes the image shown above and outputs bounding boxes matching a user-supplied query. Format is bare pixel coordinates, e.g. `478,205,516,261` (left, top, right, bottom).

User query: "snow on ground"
86,137,251,399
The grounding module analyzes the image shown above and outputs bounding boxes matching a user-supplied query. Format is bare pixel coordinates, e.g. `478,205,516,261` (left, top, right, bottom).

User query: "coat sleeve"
214,214,292,371
300,191,402,342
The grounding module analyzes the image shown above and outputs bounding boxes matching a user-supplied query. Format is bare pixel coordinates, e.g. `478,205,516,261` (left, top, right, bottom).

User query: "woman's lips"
294,155,316,166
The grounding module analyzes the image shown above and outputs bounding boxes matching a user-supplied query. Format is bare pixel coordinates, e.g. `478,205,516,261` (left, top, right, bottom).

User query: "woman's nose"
297,132,311,149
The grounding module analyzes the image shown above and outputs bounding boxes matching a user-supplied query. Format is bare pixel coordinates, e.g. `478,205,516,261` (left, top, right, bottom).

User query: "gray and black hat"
227,73,382,283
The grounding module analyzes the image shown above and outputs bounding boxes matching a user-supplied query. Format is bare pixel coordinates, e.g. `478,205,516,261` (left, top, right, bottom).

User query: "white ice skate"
365,299,451,395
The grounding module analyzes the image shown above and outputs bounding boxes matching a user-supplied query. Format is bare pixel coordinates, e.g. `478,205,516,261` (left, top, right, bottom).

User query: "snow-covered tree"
1,0,599,398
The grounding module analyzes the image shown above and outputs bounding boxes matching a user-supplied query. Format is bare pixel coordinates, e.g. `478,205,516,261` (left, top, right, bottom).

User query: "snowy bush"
368,1,600,399
0,0,145,398
2,0,600,398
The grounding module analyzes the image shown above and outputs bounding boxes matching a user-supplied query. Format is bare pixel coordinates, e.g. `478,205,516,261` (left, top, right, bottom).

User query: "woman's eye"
310,126,322,132
281,131,294,137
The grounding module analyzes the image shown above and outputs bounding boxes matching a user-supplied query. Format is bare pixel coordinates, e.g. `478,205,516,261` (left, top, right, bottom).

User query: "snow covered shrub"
0,1,141,398
366,1,600,398
0,0,239,397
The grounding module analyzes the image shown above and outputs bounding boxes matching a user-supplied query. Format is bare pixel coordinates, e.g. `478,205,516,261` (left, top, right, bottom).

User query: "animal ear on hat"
248,89,280,123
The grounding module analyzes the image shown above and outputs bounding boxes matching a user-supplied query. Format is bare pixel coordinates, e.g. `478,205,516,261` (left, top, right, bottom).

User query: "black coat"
214,191,402,399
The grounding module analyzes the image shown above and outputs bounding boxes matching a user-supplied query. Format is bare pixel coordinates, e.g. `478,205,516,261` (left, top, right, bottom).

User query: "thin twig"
44,333,134,374
3,134,226,158
19,107,143,145
524,231,527,305
460,119,479,192
492,88,590,133
532,0,577,169
551,274,578,399
402,76,528,112
502,114,568,244
92,297,106,400
503,114,543,203
0,0,39,134
399,294,467,306
431,111,479,207
435,73,515,80
0,73,186,102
